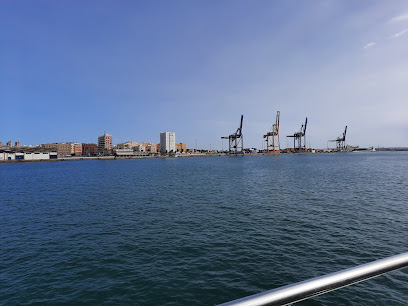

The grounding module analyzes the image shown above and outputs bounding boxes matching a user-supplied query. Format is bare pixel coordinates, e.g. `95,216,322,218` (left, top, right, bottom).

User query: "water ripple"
0,153,407,305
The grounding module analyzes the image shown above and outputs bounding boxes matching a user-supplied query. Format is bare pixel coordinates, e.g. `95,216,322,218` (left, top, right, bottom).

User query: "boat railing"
218,252,408,306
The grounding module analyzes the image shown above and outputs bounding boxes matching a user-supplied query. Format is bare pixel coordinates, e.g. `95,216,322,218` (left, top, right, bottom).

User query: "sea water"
1,152,407,305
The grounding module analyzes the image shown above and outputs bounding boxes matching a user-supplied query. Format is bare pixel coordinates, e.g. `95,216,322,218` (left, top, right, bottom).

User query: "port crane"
263,111,280,153
287,117,307,152
329,126,347,151
221,115,244,154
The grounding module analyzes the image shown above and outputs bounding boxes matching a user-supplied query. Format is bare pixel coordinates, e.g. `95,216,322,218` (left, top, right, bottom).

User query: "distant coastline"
1,149,407,164
0,153,214,163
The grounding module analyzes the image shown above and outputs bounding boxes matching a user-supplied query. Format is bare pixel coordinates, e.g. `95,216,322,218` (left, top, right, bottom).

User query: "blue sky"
1,1,407,149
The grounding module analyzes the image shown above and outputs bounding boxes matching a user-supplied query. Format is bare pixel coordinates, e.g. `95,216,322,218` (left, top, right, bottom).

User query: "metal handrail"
218,252,408,306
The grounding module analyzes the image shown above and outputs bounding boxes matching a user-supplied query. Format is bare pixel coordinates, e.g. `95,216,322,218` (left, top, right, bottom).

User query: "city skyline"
1,1,407,149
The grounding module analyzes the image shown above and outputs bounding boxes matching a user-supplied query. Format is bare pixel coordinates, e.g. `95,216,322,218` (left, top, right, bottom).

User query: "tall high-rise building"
160,132,176,153
98,132,112,154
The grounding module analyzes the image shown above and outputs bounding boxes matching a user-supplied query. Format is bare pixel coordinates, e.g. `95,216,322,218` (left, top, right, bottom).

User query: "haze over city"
1,1,407,149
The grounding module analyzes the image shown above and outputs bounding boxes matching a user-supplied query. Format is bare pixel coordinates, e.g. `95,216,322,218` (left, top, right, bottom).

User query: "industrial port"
1,111,406,162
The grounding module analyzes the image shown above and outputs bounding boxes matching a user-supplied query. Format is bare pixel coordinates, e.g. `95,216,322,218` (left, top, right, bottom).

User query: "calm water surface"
1,152,407,305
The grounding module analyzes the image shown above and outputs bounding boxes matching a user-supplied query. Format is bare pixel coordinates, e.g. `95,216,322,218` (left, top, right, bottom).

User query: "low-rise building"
42,143,81,156
1,152,15,160
116,141,157,154
176,143,186,153
23,152,54,160
0,147,57,161
82,143,97,156
73,143,82,156
134,145,146,152
146,144,157,153
113,148,149,157
113,148,135,157
116,141,139,149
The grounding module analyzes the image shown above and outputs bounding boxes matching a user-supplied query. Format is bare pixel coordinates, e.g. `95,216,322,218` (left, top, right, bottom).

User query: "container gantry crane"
287,117,307,152
263,111,280,153
329,126,347,152
221,115,244,155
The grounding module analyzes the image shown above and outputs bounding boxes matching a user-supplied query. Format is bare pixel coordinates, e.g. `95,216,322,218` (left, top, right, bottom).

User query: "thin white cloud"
389,14,408,23
388,28,408,39
363,42,376,49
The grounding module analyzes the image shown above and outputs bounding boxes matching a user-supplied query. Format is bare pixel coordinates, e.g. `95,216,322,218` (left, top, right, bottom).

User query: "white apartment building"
160,132,176,153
